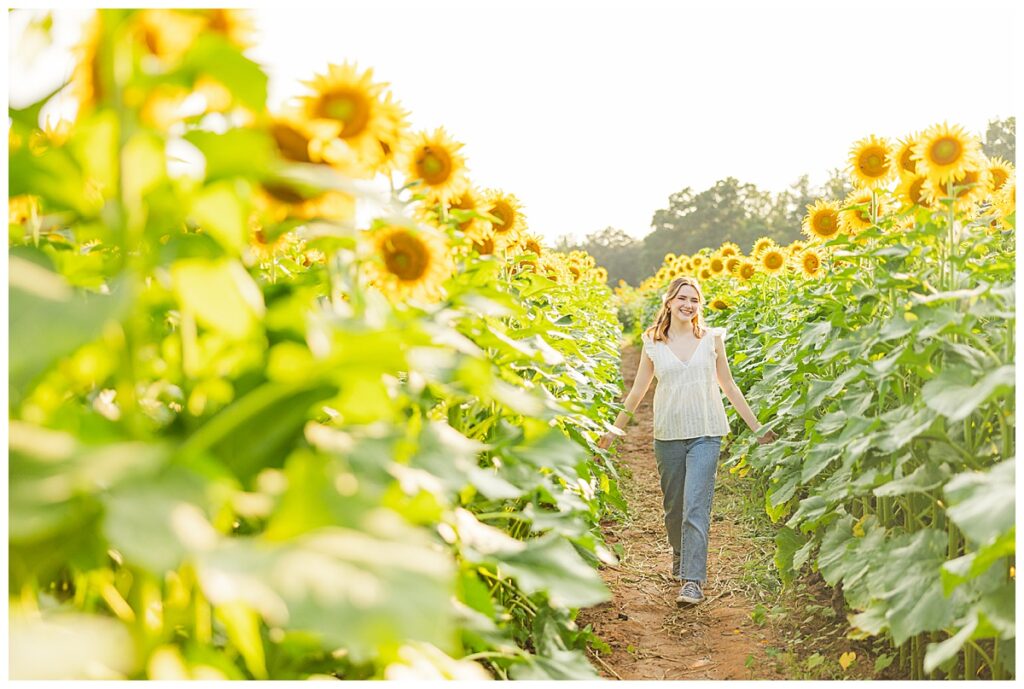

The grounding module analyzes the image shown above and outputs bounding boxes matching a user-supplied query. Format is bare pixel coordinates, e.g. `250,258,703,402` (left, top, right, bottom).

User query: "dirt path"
578,343,786,681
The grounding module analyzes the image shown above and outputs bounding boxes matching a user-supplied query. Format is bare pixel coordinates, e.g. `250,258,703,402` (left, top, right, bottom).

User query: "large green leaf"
923,365,1014,422
8,253,128,399
195,518,455,665
496,534,609,608
943,458,1015,545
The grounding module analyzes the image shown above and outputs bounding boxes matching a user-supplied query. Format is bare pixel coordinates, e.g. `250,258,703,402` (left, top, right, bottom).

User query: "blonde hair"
644,276,707,342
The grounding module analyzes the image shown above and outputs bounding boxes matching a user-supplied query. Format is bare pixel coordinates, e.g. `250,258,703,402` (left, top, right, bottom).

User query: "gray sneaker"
676,580,704,606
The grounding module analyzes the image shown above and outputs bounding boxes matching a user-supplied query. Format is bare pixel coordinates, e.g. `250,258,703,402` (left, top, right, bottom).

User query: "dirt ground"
577,342,787,681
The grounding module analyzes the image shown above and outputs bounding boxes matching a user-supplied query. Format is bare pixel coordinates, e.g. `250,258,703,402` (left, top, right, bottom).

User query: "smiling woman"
599,276,777,604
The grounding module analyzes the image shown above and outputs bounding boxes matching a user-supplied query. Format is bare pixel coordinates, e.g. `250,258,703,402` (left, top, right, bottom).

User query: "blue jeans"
653,436,723,583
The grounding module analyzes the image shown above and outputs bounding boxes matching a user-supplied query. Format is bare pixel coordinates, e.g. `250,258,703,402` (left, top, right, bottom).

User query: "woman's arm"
713,334,777,443
597,348,655,449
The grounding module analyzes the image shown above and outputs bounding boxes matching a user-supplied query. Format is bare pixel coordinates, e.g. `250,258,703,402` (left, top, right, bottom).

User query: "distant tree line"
557,117,1014,286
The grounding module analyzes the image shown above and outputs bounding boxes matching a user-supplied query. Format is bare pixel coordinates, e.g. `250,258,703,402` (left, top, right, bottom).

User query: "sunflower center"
899,146,917,174
930,137,962,166
383,231,429,281
804,254,820,272
416,147,452,185
320,90,371,138
765,253,784,270
814,210,839,236
490,201,515,234
859,147,888,177
711,258,724,272
271,122,313,163
991,169,1008,191
909,177,926,205
740,264,755,279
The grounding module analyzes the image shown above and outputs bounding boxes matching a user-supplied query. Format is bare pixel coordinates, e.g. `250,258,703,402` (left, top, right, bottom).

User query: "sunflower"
795,248,825,278
690,255,705,269
134,10,205,61
400,128,470,205
70,12,106,113
518,233,544,257
912,122,983,186
709,298,730,311
481,189,525,248
759,247,787,274
848,134,895,189
9,195,40,227
922,167,987,210
719,242,741,257
295,191,356,222
595,266,608,283
786,240,806,256
894,133,921,178
444,186,492,242
751,236,775,256
725,256,742,275
709,253,727,276
204,9,256,49
698,267,713,281
895,174,932,210
839,189,890,235
679,258,694,274
269,109,327,163
364,223,454,303
301,62,391,176
986,157,1014,194
664,252,677,264
993,174,1015,228
472,235,497,257
801,199,841,241
372,93,410,174
737,260,757,282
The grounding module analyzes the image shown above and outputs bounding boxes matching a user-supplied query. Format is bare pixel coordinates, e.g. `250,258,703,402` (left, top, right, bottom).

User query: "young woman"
598,276,777,606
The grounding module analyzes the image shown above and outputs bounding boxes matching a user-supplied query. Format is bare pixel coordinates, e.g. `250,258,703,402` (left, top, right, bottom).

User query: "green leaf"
923,365,1014,422
774,527,805,585
8,253,128,399
180,34,268,112
190,181,249,253
195,518,456,665
170,258,265,339
215,602,268,679
497,535,609,607
943,459,1014,544
873,462,950,497
184,128,275,182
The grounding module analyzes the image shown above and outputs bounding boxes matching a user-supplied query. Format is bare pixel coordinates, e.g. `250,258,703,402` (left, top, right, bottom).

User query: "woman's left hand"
756,429,779,445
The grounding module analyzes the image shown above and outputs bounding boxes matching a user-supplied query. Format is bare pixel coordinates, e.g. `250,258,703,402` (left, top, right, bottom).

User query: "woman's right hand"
597,432,617,451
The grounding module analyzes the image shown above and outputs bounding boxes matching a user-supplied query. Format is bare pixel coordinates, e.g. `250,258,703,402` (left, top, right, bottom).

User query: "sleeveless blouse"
641,327,731,440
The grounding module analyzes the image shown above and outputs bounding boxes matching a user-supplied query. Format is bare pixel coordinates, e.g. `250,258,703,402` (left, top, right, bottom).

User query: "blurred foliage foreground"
9,9,627,680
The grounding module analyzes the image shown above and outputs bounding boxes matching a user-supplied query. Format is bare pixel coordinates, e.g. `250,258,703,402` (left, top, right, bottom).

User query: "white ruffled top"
641,327,731,440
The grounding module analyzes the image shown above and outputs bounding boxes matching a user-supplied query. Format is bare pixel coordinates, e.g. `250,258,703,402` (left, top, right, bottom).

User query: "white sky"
7,0,1021,242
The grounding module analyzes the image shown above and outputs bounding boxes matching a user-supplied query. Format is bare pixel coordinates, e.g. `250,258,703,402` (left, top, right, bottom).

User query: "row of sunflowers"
615,122,1015,679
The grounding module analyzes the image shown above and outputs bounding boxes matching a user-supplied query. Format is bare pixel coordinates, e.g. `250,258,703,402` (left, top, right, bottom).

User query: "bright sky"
7,0,1020,242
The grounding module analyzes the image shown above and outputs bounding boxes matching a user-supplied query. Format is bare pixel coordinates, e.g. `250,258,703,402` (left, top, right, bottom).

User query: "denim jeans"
653,436,723,583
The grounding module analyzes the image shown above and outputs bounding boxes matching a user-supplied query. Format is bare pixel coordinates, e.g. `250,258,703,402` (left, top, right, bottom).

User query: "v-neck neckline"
663,333,705,366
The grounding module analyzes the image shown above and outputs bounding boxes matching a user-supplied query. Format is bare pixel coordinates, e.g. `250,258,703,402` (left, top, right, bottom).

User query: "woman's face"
669,284,701,322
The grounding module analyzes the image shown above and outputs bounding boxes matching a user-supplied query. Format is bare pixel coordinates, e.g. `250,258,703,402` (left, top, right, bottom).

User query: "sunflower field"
617,125,1016,679
9,9,628,680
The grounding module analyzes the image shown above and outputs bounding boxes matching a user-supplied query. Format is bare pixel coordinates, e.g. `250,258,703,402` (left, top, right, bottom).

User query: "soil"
577,342,787,681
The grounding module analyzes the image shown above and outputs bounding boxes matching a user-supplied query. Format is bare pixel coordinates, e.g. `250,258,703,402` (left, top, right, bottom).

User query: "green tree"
983,117,1015,162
